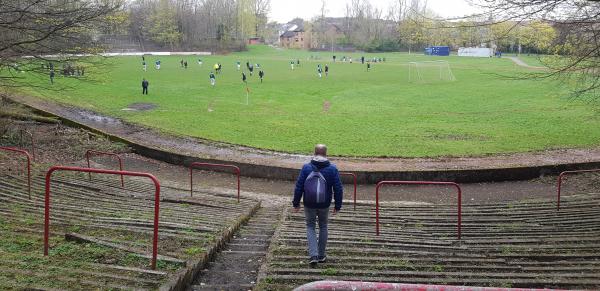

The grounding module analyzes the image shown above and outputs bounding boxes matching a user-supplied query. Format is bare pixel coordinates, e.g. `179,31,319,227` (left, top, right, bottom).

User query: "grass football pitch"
20,45,600,157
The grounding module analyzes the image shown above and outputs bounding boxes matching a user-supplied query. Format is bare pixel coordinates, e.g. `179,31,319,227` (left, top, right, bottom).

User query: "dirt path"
189,207,281,291
507,56,547,70
7,94,600,180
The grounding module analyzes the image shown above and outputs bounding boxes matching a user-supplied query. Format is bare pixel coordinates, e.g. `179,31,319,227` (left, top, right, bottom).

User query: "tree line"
103,0,271,51
1,0,598,100
307,0,558,54
50,0,555,55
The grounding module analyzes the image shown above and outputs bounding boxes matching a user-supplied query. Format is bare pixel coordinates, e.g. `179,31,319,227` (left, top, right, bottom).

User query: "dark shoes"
309,256,327,267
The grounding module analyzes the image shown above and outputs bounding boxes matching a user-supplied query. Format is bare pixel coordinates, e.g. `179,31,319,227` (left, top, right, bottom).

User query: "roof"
328,23,342,32
292,23,304,32
280,31,297,38
280,18,304,33
288,18,304,27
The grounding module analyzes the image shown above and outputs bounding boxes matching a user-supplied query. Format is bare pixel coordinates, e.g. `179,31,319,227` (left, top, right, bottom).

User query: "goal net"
408,61,456,83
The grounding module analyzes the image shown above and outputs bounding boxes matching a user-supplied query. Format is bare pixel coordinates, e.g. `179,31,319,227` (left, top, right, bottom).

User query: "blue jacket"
293,158,343,210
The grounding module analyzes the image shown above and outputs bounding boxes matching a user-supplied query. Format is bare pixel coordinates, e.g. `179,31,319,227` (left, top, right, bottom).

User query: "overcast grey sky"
269,0,480,23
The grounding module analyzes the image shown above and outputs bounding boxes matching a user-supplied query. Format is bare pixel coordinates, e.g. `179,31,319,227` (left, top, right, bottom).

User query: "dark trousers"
142,87,148,95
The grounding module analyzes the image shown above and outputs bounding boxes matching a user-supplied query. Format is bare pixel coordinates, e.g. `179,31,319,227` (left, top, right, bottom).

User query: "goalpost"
408,61,456,83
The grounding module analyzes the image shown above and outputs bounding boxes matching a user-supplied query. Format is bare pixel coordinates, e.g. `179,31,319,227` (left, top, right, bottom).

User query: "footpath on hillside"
507,56,547,70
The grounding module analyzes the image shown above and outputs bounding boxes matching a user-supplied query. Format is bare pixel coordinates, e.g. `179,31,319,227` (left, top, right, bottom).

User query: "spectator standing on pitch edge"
293,144,343,267
142,78,149,95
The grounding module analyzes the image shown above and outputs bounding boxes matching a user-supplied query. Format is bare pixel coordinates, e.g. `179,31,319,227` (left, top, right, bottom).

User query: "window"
301,38,303,41
295,38,299,42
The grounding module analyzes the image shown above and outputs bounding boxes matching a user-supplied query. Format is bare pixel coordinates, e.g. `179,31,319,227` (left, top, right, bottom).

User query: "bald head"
314,144,327,157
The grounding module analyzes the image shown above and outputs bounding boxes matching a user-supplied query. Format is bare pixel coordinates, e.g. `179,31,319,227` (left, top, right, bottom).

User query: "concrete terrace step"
220,250,267,255
191,283,254,291
0,173,260,290
207,258,264,272
227,242,270,250
265,274,600,289
190,207,282,290
194,269,259,286
260,193,600,290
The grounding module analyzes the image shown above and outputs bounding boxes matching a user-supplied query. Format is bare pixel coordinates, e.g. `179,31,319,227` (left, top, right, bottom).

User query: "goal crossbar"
408,61,456,83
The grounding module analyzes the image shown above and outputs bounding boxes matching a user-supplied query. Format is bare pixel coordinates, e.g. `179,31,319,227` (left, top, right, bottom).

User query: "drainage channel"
189,207,282,291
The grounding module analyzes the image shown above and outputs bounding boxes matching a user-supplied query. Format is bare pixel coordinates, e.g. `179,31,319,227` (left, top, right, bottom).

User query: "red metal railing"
375,181,462,240
43,166,161,269
20,130,36,162
85,150,125,188
190,162,241,202
340,172,357,210
557,169,600,211
294,280,575,291
0,146,32,199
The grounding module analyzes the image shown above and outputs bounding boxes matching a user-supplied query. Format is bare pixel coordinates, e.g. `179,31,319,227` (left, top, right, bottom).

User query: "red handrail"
20,130,36,162
85,150,125,188
375,181,462,240
294,280,575,291
0,146,32,199
557,169,600,211
190,162,240,203
43,166,161,269
340,172,357,210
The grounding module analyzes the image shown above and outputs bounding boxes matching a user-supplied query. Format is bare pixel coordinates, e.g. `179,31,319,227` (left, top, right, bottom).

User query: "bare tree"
320,0,327,19
469,0,600,100
250,0,270,39
311,0,328,49
0,0,122,89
